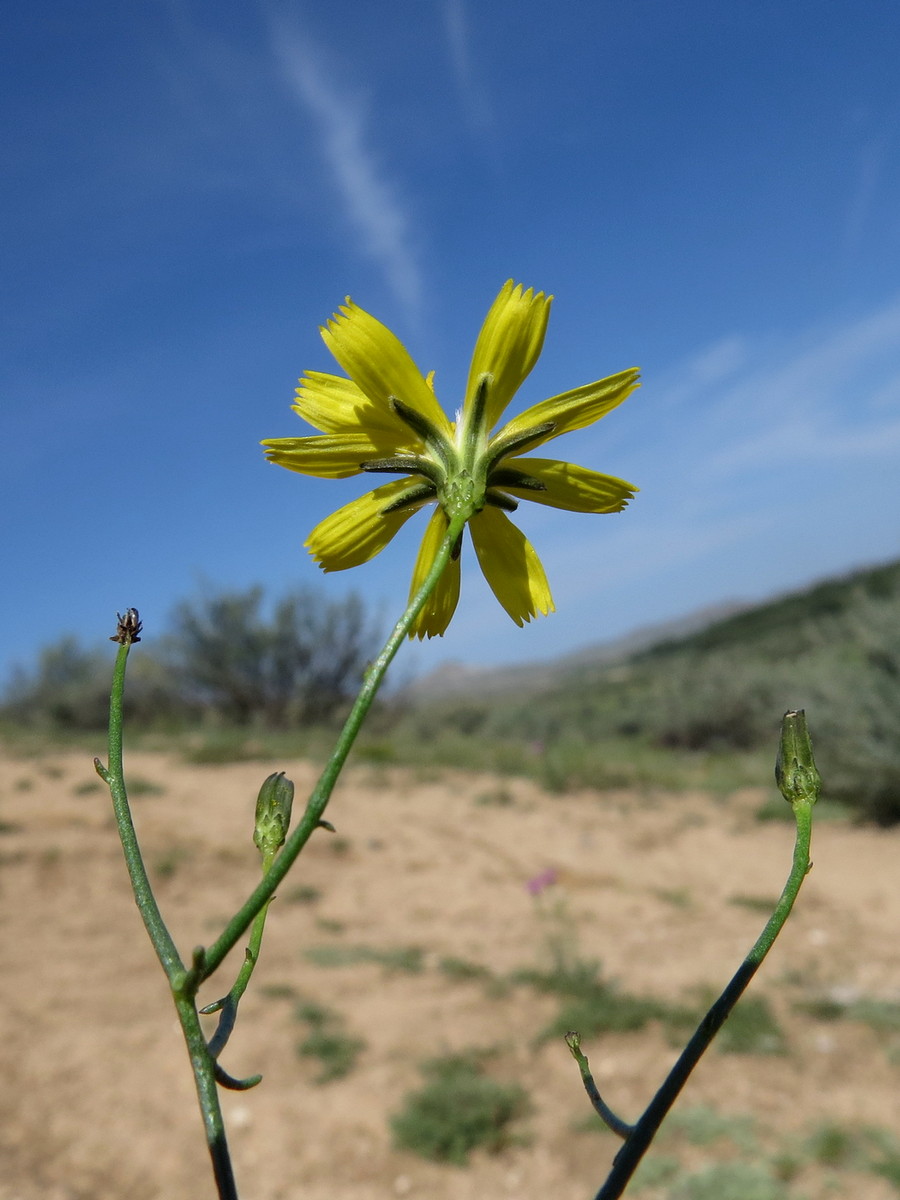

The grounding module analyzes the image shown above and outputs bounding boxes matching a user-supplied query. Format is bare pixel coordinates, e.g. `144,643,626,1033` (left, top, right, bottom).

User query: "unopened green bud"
253,771,294,857
775,710,821,806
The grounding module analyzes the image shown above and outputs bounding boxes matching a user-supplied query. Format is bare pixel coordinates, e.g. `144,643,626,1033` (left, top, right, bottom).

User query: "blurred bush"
1,585,378,732
0,636,184,730
167,586,378,726
390,1051,528,1164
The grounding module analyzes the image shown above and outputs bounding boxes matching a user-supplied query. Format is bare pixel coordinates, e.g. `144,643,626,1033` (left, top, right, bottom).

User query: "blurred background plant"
4,557,899,821
390,1050,530,1165
1,585,379,733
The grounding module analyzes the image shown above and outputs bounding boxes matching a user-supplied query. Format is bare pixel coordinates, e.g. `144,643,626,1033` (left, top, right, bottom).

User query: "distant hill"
407,599,748,699
411,557,900,698
399,557,900,823
637,557,900,661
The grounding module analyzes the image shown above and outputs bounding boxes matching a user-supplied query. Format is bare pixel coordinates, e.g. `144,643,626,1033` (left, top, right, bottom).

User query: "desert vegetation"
7,560,896,820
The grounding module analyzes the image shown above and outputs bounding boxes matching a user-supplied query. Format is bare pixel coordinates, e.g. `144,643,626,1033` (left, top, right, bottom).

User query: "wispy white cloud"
700,296,900,474
547,507,773,594
441,0,493,133
612,295,900,486
655,334,748,410
267,19,422,311
843,136,889,257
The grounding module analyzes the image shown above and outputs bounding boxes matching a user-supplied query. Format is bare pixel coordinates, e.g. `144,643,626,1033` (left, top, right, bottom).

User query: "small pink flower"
525,868,558,896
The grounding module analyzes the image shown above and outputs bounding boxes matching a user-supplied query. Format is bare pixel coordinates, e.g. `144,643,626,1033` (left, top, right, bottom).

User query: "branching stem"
200,510,469,981
589,795,814,1199
102,512,468,1200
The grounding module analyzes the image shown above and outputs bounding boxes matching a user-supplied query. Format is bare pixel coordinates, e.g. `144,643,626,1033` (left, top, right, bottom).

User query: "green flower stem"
593,795,815,1200
101,642,236,1199
566,1032,634,1139
204,867,274,1062
174,991,239,1200
97,643,183,980
201,508,470,980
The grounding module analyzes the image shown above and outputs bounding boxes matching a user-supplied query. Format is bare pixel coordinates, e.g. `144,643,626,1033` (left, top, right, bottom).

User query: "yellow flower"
262,281,640,638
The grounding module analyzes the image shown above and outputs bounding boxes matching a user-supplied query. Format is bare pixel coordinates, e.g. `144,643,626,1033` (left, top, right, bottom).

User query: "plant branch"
101,628,237,1199
98,640,183,981
174,992,239,1200
199,510,469,981
591,790,815,1200
565,1033,634,1139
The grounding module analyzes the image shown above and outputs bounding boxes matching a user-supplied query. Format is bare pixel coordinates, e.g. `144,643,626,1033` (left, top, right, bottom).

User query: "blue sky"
3,0,900,683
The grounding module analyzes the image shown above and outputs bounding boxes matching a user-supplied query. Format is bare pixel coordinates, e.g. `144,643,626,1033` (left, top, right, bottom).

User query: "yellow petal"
500,457,638,512
465,281,552,431
496,368,640,452
262,434,398,478
292,371,411,441
321,300,453,440
305,478,425,571
408,507,461,639
469,506,555,626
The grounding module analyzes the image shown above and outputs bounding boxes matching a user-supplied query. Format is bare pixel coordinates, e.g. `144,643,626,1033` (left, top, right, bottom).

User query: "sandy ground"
1,746,899,1200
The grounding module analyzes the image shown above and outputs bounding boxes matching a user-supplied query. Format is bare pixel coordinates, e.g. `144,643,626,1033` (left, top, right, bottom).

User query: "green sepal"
487,466,547,492
388,396,453,472
379,479,437,515
484,420,556,473
360,455,444,487
460,374,491,461
484,488,519,512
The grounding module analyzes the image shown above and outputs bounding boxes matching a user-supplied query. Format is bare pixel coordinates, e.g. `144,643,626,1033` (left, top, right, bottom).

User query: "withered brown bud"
110,608,142,645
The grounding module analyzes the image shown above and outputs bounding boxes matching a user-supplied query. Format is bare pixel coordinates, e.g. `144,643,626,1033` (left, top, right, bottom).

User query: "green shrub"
541,988,669,1042
870,1143,900,1189
1,636,185,730
1,584,379,733
391,1052,528,1165
512,957,688,1042
128,776,165,796
181,733,260,764
355,739,399,764
168,585,379,727
285,885,321,905
667,1104,756,1150
728,894,781,913
294,1001,365,1083
804,1121,864,1168
511,956,604,998
153,845,192,879
474,786,515,807
297,1027,365,1083
629,1154,680,1189
717,995,786,1055
303,943,425,973
438,956,495,983
794,992,900,1034
848,996,900,1033
670,1161,791,1200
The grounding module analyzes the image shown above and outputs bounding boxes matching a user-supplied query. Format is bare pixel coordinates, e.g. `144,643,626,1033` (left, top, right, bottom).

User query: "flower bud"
775,710,821,806
253,771,294,857
110,608,142,644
